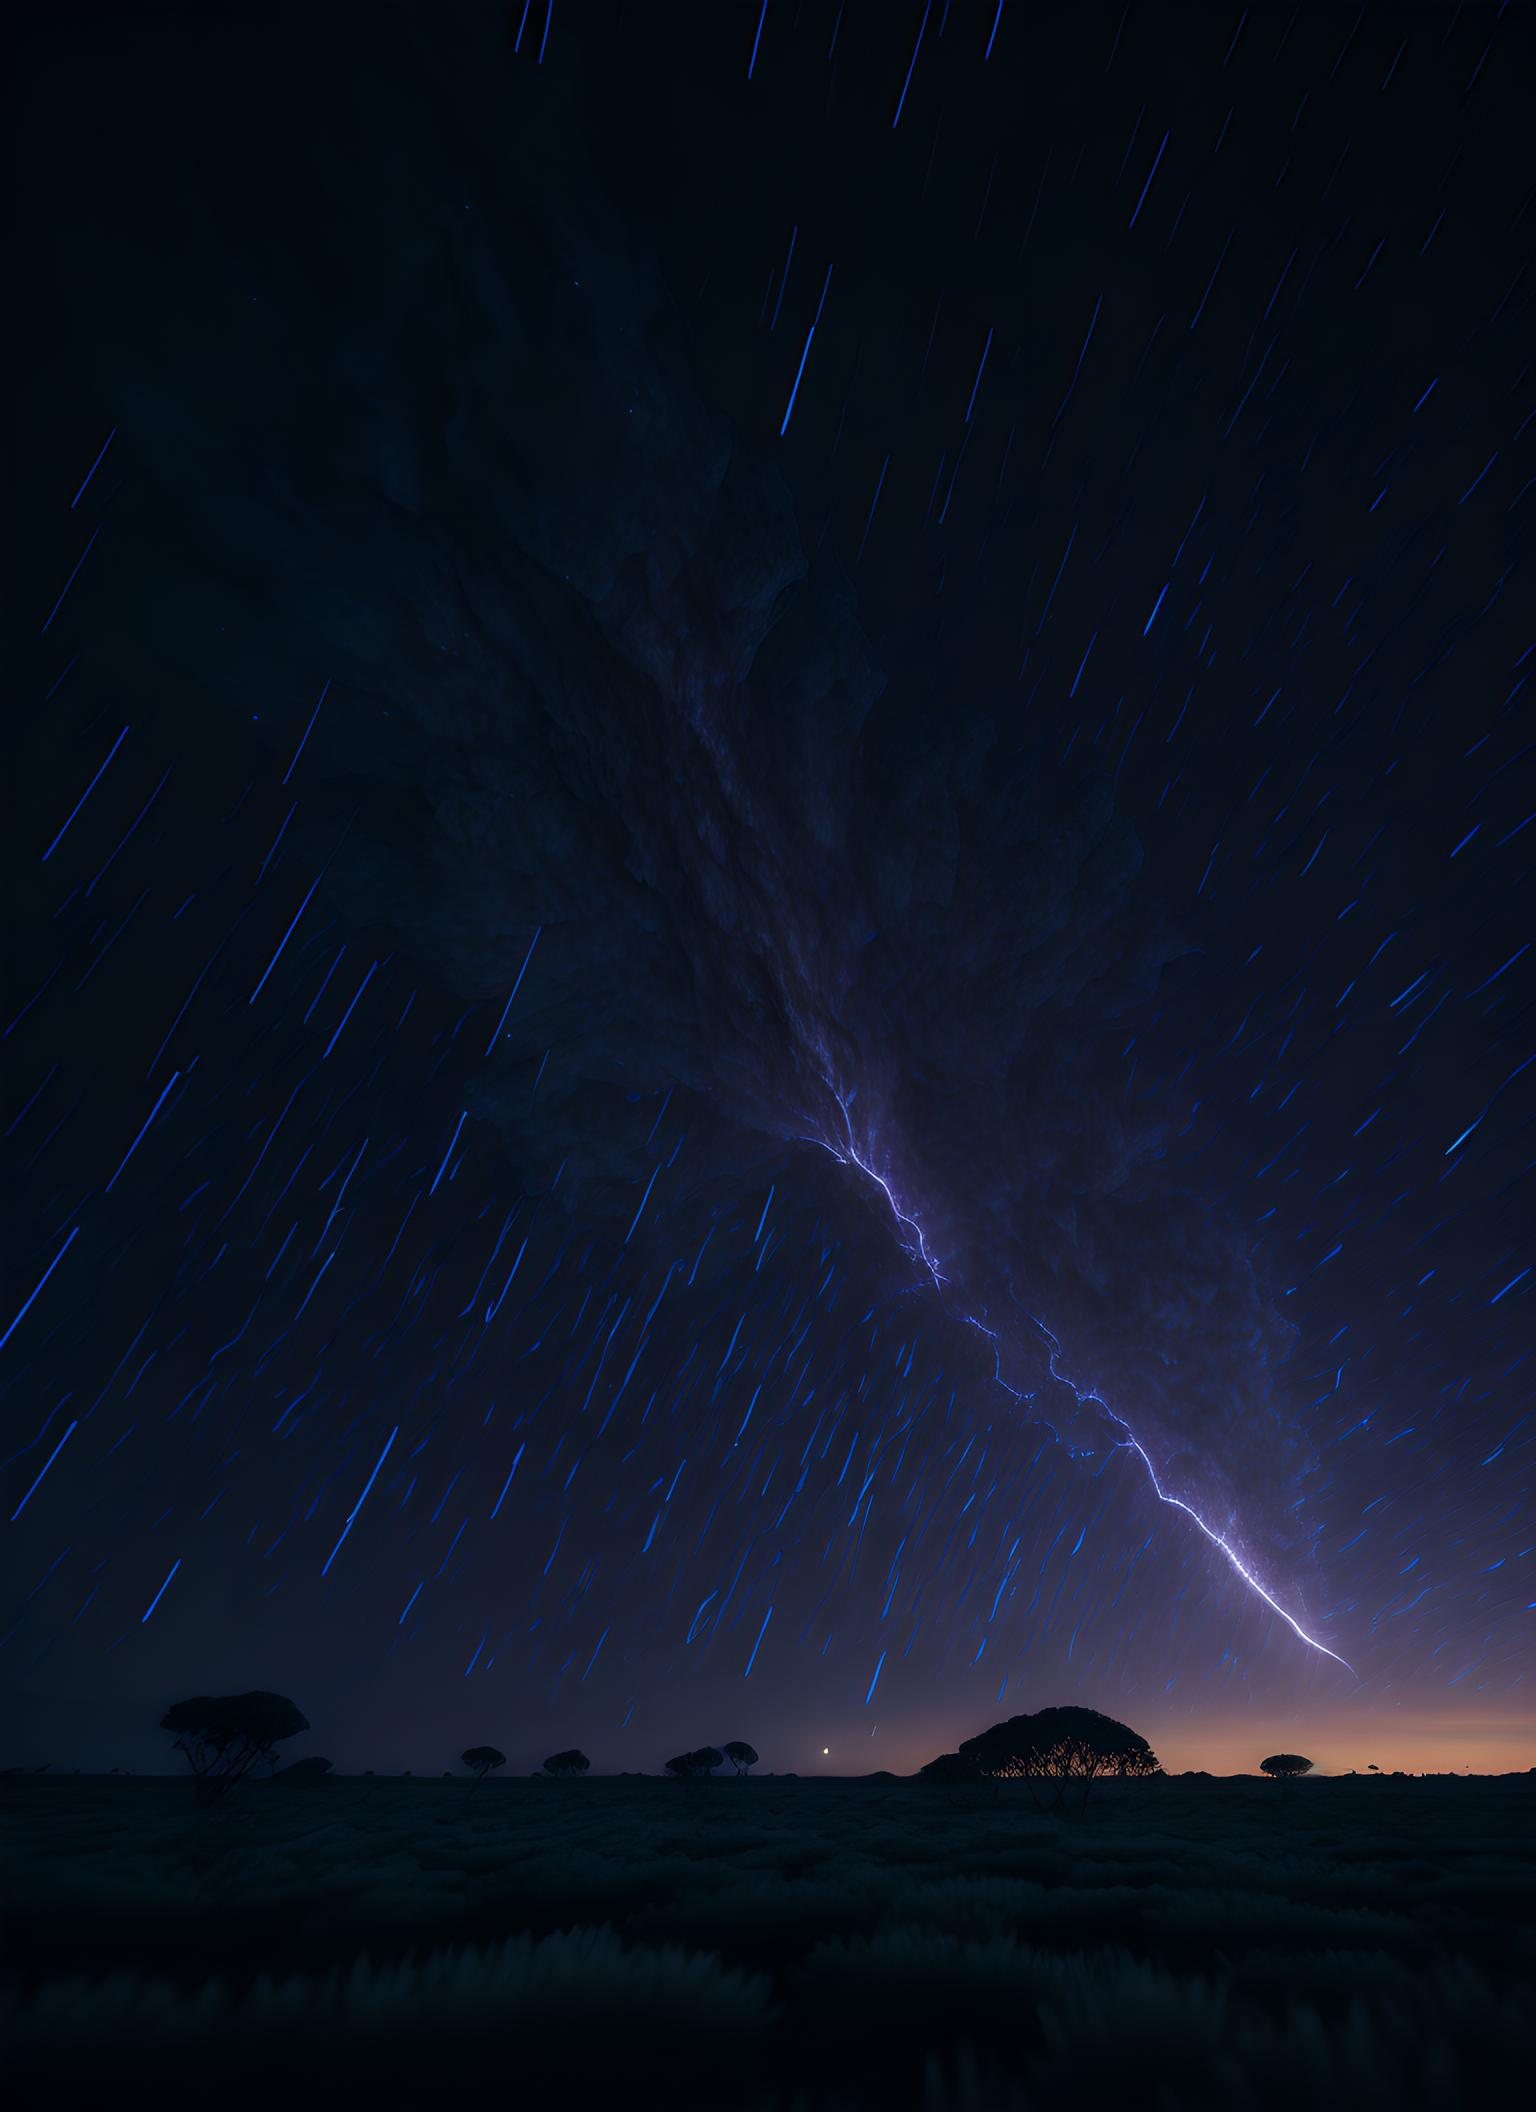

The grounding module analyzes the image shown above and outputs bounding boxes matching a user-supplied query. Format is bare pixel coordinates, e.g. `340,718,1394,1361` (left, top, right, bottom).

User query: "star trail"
6,1,1532,1778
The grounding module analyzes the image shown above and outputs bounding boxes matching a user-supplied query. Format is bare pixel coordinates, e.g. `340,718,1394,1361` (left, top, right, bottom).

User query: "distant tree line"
665,1742,758,1779
152,1687,1362,1803
157,1692,765,1799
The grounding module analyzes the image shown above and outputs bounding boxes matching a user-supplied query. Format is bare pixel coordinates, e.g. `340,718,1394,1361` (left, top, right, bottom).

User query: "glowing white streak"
1117,1433,1355,1671
807,1082,1355,1675
1034,1335,1355,1671
809,1089,950,1287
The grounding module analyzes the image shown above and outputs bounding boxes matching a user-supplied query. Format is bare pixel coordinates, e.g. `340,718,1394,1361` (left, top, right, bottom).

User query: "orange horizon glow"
1144,1712,1536,1778
836,1706,1535,1781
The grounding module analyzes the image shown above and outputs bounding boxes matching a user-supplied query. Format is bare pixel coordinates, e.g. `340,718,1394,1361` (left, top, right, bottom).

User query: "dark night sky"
6,1,1532,1777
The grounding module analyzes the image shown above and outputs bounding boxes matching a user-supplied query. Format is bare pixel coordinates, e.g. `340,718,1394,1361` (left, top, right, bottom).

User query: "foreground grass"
3,1775,1532,2107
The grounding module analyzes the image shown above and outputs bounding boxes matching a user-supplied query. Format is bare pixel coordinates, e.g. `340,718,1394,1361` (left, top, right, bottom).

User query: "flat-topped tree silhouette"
665,1746,724,1779
162,1692,309,1805
921,1707,1160,1811
1260,1753,1314,1778
722,1741,758,1777
462,1745,506,1794
543,1748,590,1778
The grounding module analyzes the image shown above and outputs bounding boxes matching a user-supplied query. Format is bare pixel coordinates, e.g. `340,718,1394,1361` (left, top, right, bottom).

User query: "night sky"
7,1,1532,1780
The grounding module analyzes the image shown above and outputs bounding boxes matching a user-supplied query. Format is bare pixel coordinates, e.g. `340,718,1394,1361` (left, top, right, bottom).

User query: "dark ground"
3,1774,1532,2108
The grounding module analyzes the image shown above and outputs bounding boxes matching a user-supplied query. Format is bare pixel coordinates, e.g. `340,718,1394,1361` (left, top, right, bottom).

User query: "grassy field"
3,1774,1532,2108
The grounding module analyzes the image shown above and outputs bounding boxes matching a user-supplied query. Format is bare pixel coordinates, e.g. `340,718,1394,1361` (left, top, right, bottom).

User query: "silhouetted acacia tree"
722,1741,759,1776
543,1748,590,1777
161,1692,309,1805
1260,1753,1314,1778
462,1745,507,1794
665,1746,724,1778
920,1707,1161,1812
